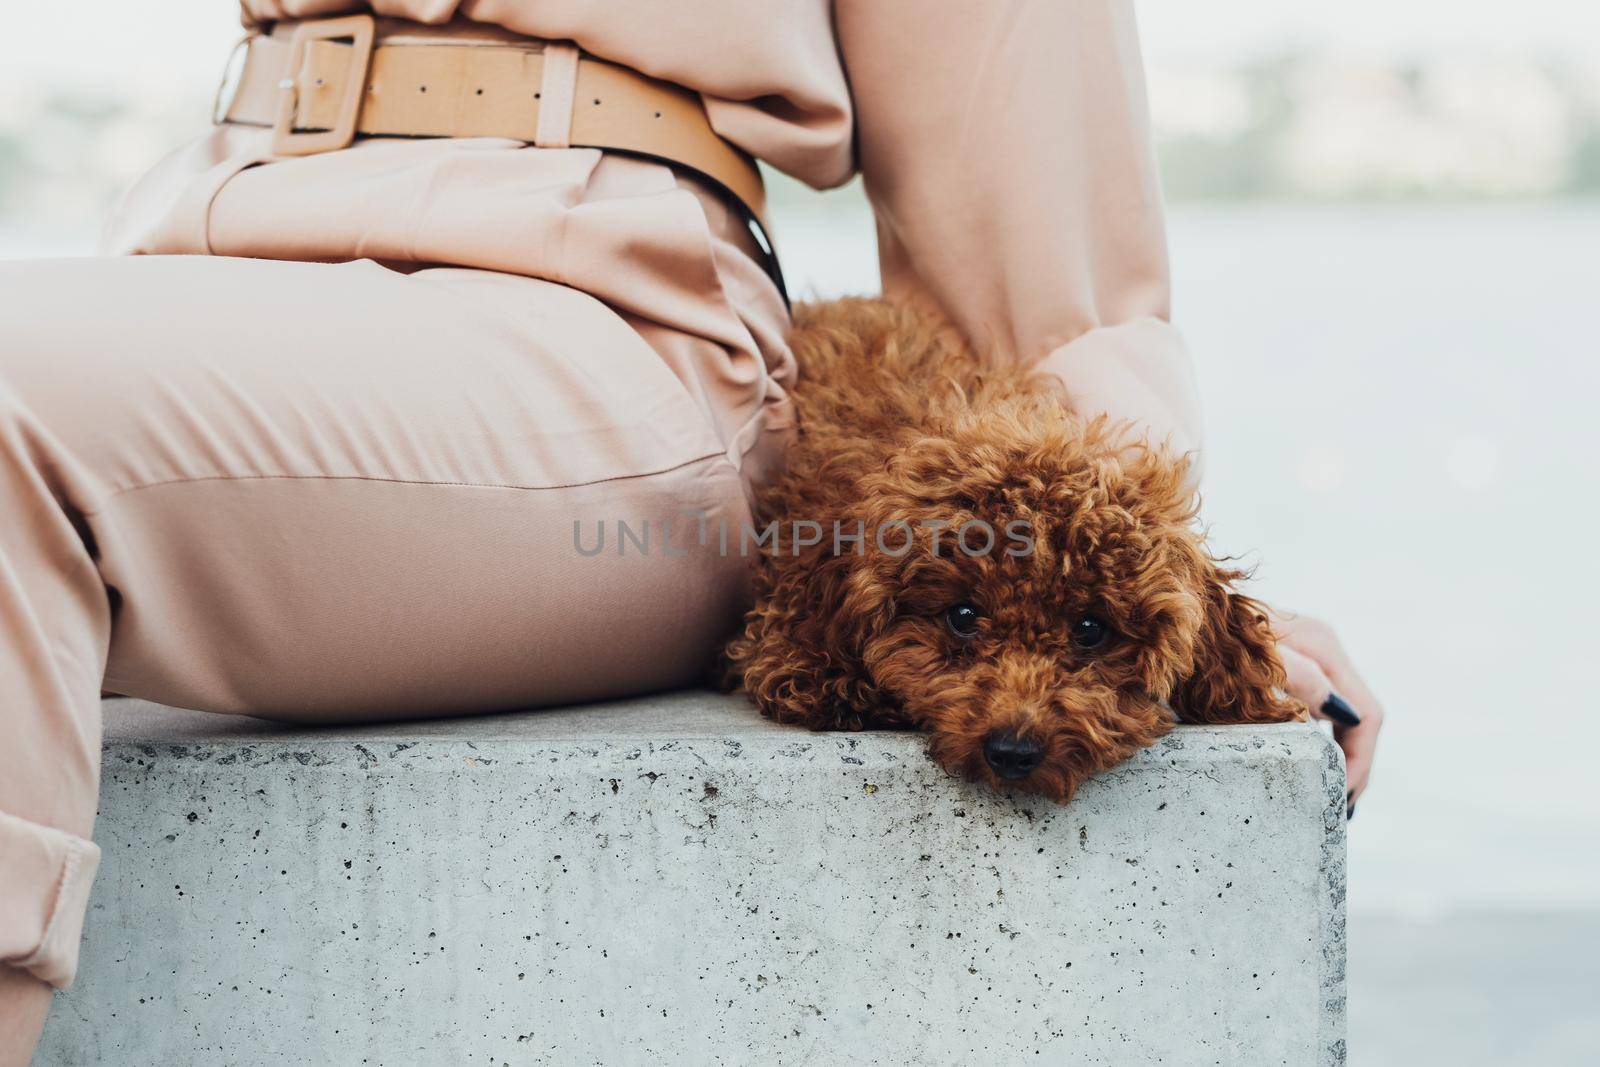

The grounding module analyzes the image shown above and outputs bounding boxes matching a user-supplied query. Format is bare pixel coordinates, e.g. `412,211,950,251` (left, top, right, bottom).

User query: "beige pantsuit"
2,1,1193,1053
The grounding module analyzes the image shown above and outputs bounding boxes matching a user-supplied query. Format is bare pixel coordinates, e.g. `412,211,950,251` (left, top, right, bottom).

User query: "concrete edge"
1315,729,1351,1065
101,716,1332,765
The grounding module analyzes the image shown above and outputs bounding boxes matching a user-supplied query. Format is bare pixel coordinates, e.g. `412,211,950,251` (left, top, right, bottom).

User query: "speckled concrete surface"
40,692,1346,1066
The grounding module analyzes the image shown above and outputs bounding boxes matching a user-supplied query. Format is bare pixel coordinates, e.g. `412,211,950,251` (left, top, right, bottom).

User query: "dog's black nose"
982,732,1044,779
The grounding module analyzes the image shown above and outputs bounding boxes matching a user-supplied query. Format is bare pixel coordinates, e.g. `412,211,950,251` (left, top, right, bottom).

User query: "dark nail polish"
1346,802,1356,821
1322,692,1361,727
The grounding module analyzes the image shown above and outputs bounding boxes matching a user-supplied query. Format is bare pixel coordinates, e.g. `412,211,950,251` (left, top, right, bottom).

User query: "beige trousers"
0,191,789,1048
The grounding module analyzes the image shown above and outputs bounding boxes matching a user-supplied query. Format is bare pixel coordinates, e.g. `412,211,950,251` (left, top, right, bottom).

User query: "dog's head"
729,380,1303,802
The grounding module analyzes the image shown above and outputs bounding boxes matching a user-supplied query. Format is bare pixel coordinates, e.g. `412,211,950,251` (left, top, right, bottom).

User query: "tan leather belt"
219,14,768,227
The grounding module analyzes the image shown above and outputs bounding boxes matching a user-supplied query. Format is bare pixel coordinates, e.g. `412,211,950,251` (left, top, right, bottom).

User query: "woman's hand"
1269,608,1384,819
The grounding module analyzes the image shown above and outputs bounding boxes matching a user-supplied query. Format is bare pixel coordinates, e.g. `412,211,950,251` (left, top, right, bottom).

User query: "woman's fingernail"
1322,692,1361,727
1347,802,1356,821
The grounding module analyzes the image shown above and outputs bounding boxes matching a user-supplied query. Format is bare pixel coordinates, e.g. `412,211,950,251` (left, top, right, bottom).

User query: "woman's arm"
835,0,1201,462
838,2,1384,809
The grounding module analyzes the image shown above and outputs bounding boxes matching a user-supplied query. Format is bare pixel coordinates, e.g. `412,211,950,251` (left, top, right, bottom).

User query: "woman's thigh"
1,254,755,720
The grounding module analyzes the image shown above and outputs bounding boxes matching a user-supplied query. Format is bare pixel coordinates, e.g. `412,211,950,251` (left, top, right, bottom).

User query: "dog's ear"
723,549,902,731
1168,573,1305,724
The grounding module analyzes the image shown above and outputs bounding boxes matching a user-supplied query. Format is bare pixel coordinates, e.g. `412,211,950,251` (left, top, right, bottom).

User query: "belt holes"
593,98,602,105
315,78,324,87
534,91,541,99
654,111,662,119
475,88,484,96
419,85,427,93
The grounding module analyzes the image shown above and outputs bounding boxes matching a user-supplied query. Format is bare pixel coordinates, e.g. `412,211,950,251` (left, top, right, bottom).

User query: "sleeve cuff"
1033,316,1204,473
1,810,101,989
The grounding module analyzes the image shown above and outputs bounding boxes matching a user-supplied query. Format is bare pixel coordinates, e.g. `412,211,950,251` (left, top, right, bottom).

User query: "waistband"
216,15,788,302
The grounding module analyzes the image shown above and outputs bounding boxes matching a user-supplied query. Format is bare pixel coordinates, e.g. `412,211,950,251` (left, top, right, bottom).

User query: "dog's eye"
944,602,982,638
1070,615,1111,650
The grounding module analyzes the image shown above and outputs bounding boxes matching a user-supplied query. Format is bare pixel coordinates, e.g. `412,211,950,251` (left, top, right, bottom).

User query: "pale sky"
2,1,1599,92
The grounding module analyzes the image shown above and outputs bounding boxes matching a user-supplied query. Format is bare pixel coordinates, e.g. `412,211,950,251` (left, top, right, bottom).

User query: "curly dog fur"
724,298,1303,802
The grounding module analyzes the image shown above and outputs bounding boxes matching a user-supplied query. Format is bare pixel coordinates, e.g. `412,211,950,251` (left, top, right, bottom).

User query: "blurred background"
3,2,1597,1062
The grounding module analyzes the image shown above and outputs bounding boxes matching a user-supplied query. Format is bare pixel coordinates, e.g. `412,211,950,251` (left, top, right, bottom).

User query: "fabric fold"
1034,317,1205,470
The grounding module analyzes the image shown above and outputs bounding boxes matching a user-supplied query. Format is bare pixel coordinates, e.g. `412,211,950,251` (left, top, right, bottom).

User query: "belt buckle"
270,14,376,157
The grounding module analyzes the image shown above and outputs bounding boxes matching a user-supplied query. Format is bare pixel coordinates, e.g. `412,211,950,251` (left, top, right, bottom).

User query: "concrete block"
41,692,1346,1065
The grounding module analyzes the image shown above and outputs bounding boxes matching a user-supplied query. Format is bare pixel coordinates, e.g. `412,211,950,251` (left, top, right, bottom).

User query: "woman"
0,1,1382,1057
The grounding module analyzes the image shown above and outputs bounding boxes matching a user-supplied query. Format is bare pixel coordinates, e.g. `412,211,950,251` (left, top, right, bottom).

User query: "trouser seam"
83,451,731,518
